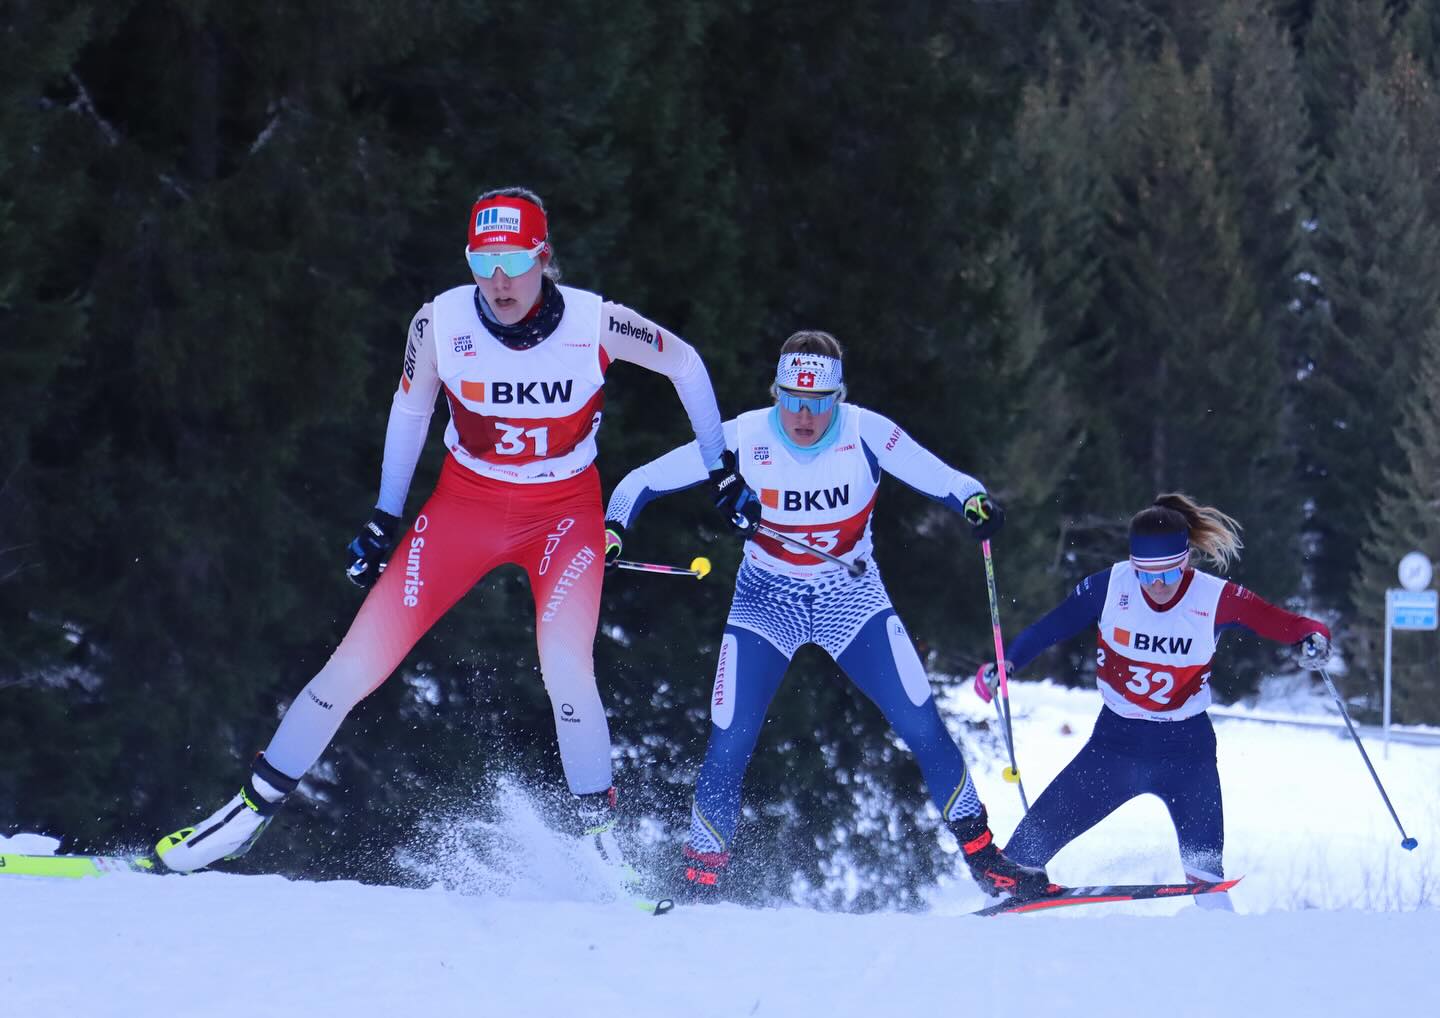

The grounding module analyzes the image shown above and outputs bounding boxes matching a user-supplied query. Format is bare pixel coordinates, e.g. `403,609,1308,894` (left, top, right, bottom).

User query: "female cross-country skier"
603,329,1050,900
973,494,1331,907
156,186,759,873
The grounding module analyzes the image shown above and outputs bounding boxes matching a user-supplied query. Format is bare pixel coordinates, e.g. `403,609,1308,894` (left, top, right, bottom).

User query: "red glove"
973,662,999,703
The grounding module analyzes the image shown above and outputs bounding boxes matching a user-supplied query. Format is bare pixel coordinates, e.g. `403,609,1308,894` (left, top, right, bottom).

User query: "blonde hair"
779,330,845,359
1130,493,1244,572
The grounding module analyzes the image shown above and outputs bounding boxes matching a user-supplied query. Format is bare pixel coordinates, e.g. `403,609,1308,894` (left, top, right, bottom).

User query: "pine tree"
1397,0,1440,78
1383,50,1440,226
1301,0,1398,158
2,0,442,853
0,3,122,828
1348,323,1440,724
1202,0,1313,637
1210,0,1313,372
1298,79,1440,633
985,56,1109,679
0,4,93,618
1068,45,1295,696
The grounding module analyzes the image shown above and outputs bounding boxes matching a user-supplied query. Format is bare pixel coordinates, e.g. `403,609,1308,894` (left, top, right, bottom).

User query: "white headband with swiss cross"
775,353,843,392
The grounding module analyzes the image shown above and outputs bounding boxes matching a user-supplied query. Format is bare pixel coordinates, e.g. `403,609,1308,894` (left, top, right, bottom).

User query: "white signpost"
1384,552,1437,755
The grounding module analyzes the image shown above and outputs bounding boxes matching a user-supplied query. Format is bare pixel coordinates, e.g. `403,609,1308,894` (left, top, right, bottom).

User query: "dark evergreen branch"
65,72,120,147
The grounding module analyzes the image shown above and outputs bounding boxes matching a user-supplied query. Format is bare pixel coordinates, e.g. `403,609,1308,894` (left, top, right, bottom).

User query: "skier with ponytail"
974,494,1331,905
154,186,756,873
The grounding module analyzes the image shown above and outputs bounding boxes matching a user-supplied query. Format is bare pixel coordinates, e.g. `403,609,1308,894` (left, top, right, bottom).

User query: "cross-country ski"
0,852,159,879
969,877,1242,916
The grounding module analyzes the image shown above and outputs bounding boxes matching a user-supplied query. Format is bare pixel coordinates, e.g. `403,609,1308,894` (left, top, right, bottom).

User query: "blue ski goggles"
776,387,840,414
465,242,545,279
1134,565,1185,586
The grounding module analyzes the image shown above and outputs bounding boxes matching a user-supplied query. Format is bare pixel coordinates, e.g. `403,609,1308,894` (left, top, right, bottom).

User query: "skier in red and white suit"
157,187,752,872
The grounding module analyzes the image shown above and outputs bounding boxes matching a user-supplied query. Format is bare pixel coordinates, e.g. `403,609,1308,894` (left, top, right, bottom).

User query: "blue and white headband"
775,353,843,393
1129,529,1190,572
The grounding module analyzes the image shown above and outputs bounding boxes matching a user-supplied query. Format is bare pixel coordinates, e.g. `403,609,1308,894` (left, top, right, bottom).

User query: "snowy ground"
4,679,1437,1017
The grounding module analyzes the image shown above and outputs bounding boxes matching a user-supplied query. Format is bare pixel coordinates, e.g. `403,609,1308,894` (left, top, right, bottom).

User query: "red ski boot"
949,808,1053,899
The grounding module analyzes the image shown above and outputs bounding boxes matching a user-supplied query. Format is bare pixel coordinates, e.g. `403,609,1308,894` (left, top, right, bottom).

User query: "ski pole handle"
755,524,865,577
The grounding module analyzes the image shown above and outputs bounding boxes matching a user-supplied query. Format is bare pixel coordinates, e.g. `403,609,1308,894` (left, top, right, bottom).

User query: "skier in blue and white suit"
604,330,1048,900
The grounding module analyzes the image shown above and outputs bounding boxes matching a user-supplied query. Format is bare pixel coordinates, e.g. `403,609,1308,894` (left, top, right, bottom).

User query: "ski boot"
1186,866,1236,912
576,786,641,892
677,844,729,903
155,753,300,873
949,807,1052,899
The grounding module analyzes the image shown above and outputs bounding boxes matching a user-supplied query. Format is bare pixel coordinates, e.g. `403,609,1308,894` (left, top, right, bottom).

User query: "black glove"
346,509,402,588
604,521,625,568
1297,631,1331,669
963,492,1005,541
709,450,762,535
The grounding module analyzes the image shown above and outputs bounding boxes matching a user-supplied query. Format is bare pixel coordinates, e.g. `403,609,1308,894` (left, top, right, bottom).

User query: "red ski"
971,876,1241,916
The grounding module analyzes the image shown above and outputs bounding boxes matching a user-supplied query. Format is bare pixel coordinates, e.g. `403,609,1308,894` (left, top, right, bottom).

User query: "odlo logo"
402,514,430,608
760,484,850,512
538,517,575,576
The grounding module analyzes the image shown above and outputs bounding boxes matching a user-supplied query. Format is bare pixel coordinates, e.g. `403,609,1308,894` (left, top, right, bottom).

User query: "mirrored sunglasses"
465,242,545,279
777,388,840,414
1135,565,1185,586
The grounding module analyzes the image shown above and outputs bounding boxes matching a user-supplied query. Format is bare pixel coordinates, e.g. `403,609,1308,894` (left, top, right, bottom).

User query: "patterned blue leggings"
687,602,981,856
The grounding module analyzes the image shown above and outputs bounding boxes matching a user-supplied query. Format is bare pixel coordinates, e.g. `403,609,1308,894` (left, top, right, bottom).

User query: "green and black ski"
0,852,162,879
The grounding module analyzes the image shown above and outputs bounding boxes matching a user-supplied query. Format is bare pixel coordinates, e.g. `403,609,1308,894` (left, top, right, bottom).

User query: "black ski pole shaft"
1318,668,1418,850
754,523,865,577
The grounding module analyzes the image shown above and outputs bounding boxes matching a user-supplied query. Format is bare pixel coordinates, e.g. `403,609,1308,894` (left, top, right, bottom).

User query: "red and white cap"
775,352,843,393
468,195,549,252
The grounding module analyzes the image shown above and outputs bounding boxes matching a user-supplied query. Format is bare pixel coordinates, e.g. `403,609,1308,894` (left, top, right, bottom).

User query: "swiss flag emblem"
796,371,816,388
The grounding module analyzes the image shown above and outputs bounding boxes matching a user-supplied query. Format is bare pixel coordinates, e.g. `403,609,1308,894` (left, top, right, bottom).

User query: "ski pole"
1317,668,1418,850
981,539,1029,812
613,557,712,579
755,523,865,577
